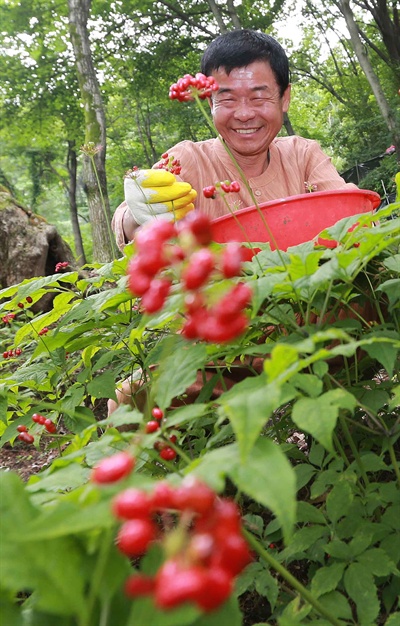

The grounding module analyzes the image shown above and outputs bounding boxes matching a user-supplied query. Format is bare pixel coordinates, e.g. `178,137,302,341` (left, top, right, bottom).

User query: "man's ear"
282,84,291,113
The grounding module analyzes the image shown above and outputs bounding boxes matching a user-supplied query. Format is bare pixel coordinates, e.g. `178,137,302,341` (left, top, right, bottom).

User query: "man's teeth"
235,129,257,134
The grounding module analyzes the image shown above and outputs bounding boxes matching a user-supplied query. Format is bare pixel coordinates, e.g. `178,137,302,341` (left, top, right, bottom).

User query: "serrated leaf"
311,562,346,598
326,480,354,524
152,343,208,410
230,438,296,544
254,569,279,610
218,378,285,461
344,562,379,625
357,548,398,576
363,339,399,378
282,525,328,560
292,389,356,452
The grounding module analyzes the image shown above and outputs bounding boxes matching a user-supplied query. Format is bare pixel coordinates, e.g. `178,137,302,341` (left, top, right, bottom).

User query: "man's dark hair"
200,29,290,97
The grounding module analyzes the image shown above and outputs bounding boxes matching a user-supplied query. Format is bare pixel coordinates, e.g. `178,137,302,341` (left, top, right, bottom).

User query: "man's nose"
233,99,256,121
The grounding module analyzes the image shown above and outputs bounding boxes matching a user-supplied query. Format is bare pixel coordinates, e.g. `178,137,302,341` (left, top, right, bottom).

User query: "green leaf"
230,438,296,544
87,370,118,399
218,378,286,461
317,591,352,620
281,525,328,560
326,480,354,525
344,562,380,625
254,569,279,611
0,472,86,618
384,613,400,626
311,562,346,598
357,548,398,576
363,340,399,378
127,596,200,626
153,342,208,410
292,389,357,452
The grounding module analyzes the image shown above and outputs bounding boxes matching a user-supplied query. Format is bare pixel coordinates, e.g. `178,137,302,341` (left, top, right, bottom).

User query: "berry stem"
242,528,343,626
80,527,114,626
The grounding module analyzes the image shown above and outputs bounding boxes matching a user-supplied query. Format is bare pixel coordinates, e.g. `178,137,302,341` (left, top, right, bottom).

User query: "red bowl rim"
211,188,382,225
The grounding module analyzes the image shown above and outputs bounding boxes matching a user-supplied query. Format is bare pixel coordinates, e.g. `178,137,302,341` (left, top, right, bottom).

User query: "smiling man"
113,29,355,250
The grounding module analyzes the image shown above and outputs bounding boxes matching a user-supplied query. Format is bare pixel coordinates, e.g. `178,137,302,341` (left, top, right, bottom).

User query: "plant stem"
242,528,344,626
338,412,369,486
387,438,400,488
81,526,114,626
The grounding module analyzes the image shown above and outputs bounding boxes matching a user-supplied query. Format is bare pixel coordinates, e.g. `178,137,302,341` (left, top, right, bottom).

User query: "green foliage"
0,197,399,624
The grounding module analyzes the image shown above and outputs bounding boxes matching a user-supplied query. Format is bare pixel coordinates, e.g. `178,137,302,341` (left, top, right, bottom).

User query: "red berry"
186,212,214,245
145,420,160,434
3,351,8,359
168,434,178,444
112,488,153,520
17,425,27,432
202,186,216,199
221,242,244,278
159,447,177,461
194,566,232,611
26,296,33,303
211,532,253,576
124,574,155,598
91,451,135,484
44,419,57,433
15,348,22,356
182,249,214,290
155,560,206,609
174,478,216,515
116,518,156,557
17,302,24,309
151,481,177,510
17,432,34,444
201,312,248,343
229,180,240,193
141,278,171,314
32,413,46,425
151,407,164,421
220,182,231,193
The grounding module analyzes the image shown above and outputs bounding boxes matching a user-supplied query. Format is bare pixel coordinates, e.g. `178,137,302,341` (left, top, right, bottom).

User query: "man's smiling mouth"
234,128,259,134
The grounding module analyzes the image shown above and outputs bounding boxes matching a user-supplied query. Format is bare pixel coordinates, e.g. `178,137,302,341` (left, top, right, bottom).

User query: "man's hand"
124,169,197,226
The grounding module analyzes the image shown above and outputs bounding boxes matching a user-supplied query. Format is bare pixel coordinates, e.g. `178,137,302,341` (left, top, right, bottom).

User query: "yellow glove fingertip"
141,169,176,188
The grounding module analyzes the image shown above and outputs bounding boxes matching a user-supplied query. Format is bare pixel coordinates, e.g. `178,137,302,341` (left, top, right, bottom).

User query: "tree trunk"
283,112,296,136
339,0,400,162
68,0,117,262
67,142,86,265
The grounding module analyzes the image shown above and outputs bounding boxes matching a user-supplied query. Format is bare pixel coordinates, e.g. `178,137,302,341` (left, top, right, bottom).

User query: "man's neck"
220,139,271,179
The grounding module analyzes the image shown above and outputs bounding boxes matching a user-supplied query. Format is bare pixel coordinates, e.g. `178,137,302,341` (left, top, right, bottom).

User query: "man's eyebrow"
216,85,271,95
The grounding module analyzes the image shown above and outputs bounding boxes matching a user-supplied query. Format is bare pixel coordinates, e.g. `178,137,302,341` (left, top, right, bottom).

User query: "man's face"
210,60,291,159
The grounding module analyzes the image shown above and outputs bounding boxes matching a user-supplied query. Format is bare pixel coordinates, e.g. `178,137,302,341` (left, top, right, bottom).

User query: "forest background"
0,0,399,264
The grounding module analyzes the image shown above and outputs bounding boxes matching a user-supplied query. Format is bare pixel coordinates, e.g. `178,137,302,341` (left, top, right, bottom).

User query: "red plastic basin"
211,189,381,250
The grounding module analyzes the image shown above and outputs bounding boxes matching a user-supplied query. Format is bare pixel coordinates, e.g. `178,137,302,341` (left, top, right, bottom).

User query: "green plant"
0,195,399,624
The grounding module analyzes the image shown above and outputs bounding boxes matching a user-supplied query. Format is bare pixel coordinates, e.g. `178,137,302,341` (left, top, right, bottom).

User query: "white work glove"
124,169,197,226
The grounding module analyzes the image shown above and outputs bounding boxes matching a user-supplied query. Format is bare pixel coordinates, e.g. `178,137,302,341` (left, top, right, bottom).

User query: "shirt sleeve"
304,140,358,192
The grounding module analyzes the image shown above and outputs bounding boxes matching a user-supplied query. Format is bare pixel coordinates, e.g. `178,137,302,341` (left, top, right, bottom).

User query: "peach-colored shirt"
112,135,356,250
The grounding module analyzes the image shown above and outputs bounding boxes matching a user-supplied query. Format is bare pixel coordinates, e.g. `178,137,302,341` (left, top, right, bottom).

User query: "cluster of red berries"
16,426,34,444
126,213,252,343
2,312,16,324
203,180,241,199
3,348,22,359
91,453,252,613
154,152,182,176
38,327,49,336
145,407,178,461
16,414,57,443
169,73,219,102
32,413,57,433
55,261,69,272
